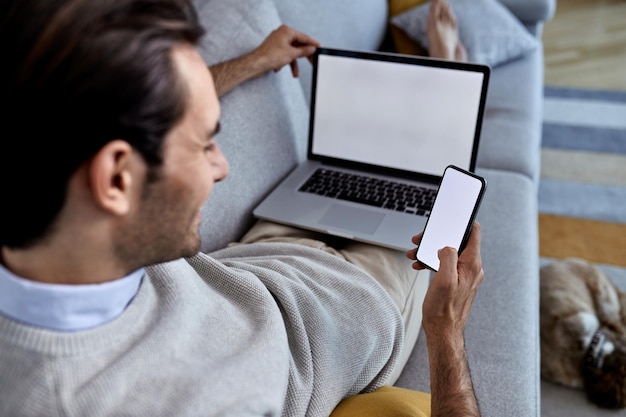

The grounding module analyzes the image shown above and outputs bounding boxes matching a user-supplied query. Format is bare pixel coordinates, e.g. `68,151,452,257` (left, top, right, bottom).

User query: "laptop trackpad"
319,204,384,235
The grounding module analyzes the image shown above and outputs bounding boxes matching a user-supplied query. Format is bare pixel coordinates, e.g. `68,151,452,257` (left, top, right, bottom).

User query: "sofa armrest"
499,0,556,26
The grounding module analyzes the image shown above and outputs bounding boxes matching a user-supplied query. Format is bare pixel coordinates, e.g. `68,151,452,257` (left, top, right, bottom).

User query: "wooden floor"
542,0,626,91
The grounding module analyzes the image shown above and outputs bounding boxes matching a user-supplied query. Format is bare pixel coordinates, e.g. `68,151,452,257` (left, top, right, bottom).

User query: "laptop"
253,47,490,251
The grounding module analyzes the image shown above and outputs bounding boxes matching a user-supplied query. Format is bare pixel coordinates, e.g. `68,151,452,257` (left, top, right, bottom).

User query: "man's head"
114,44,227,267
0,0,228,277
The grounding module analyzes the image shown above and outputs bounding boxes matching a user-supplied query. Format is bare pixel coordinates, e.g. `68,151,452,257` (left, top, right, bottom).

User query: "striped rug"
540,86,626,277
540,86,626,416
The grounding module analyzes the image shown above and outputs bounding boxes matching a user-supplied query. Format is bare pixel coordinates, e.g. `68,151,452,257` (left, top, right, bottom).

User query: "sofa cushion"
391,0,538,68
194,0,310,252
499,0,557,27
395,168,540,417
388,0,429,56
389,0,428,16
330,386,430,417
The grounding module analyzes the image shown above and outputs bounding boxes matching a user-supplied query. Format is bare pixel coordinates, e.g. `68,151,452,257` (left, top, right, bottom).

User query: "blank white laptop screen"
311,54,485,176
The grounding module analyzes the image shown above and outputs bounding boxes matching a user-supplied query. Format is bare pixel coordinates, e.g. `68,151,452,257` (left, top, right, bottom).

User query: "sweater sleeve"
202,242,404,417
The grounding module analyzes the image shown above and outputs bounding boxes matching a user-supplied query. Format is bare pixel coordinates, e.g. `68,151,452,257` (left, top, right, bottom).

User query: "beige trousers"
236,221,430,385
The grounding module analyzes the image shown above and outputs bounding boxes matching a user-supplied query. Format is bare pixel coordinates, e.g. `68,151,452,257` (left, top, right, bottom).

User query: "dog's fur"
540,258,626,408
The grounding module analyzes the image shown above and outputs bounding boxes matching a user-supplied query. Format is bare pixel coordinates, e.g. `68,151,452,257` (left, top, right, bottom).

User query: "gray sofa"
194,0,556,415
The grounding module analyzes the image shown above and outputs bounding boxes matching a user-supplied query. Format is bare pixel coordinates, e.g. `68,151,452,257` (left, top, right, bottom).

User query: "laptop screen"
309,49,489,179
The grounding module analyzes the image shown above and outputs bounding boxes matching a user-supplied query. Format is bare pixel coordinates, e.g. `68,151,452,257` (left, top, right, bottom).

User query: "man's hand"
210,25,320,97
422,222,483,340
406,221,483,340
251,25,320,78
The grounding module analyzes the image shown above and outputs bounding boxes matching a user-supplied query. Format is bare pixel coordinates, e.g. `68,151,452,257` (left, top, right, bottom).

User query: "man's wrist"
424,326,465,349
244,48,269,78
209,50,267,98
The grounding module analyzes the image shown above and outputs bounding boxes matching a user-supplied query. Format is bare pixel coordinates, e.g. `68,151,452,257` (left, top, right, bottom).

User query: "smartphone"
416,165,487,272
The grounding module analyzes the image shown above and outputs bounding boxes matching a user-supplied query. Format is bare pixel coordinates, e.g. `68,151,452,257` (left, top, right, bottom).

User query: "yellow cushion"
388,0,429,55
330,386,431,417
389,0,429,17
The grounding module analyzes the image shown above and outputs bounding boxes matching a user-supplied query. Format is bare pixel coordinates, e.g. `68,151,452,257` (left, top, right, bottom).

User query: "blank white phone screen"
416,167,484,271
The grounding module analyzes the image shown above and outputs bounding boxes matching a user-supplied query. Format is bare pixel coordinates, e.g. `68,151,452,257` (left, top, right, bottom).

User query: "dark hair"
0,0,205,248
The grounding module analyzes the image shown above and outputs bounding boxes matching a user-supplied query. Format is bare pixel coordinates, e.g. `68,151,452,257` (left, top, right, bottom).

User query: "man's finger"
290,60,299,77
437,246,459,283
411,232,423,245
460,221,481,259
412,261,426,271
292,31,321,48
293,45,317,59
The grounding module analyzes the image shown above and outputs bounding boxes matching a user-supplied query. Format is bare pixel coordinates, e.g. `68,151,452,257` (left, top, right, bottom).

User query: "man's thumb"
438,246,458,275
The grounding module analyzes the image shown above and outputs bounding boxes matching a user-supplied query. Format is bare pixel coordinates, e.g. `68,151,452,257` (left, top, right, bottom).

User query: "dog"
540,257,626,409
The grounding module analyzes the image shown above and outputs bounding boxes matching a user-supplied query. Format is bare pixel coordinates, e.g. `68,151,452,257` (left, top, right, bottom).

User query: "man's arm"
209,25,319,97
407,222,484,417
427,332,478,416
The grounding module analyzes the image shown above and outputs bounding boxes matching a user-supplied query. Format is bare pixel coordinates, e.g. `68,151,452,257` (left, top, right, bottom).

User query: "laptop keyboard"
298,168,435,216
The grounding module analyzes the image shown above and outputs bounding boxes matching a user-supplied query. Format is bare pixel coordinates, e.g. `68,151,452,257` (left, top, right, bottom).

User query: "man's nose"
213,145,229,182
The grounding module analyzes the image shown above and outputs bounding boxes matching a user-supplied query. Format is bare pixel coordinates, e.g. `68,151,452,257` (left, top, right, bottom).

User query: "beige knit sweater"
0,242,403,417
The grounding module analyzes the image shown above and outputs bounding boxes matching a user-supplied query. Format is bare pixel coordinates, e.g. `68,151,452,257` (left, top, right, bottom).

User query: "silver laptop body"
253,47,490,251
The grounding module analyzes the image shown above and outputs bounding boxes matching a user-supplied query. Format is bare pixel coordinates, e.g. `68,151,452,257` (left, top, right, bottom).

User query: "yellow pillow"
389,0,429,16
388,0,429,55
330,386,431,417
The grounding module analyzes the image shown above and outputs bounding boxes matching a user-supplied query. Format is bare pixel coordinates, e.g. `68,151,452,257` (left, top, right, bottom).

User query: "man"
0,0,482,416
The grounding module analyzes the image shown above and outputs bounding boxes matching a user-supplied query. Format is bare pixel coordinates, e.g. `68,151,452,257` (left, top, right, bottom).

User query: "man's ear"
88,140,143,216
